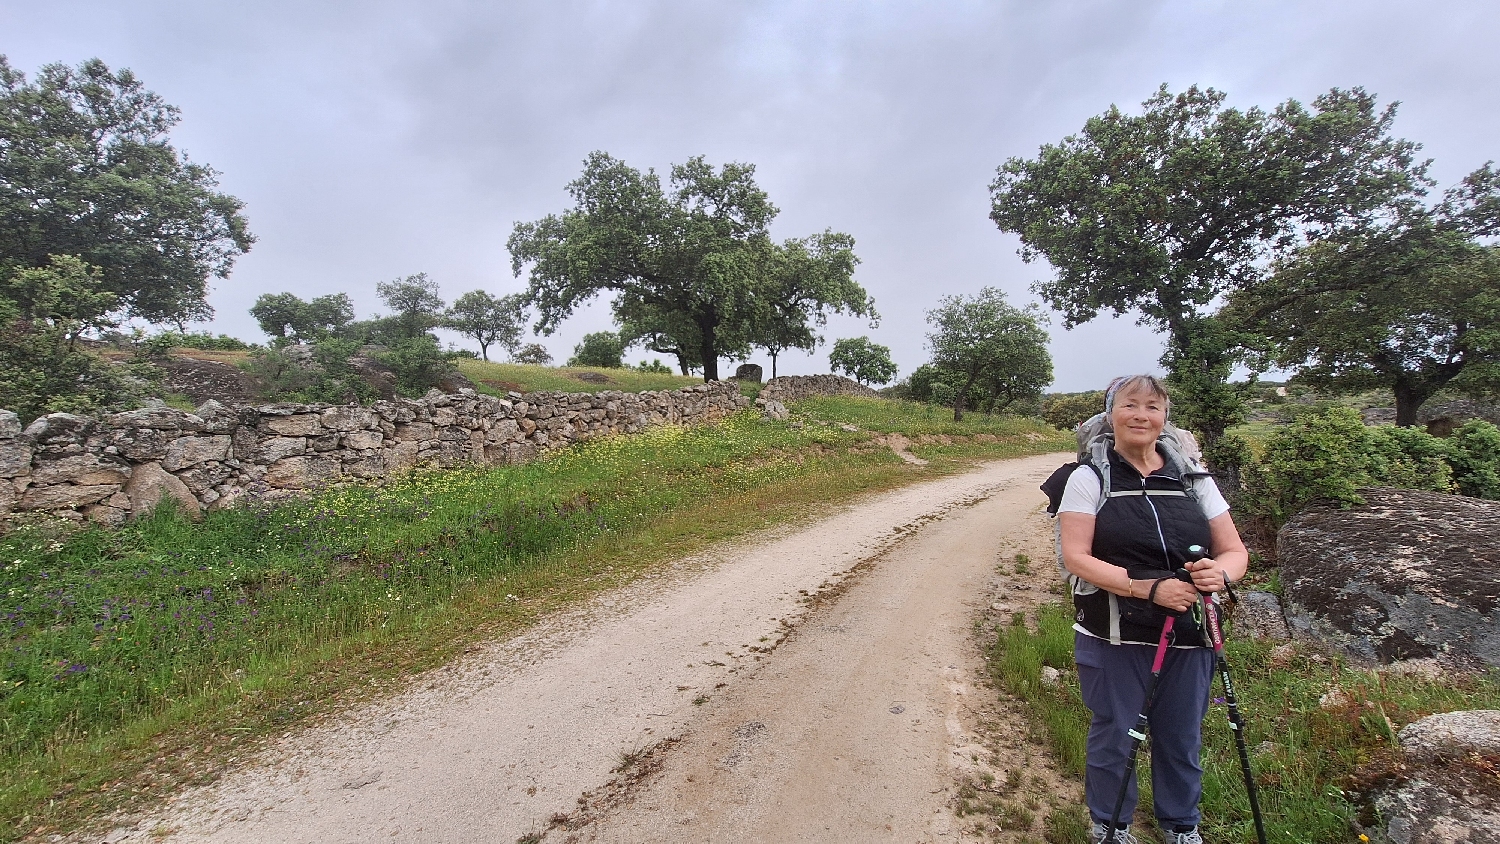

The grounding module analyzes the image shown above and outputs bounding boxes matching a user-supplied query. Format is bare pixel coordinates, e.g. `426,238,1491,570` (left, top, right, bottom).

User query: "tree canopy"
376,273,445,341
925,287,1053,421
0,57,253,324
568,331,626,368
249,292,355,343
828,336,897,386
989,84,1425,445
745,232,870,378
509,152,872,381
444,290,526,361
613,292,705,376
1225,164,1500,425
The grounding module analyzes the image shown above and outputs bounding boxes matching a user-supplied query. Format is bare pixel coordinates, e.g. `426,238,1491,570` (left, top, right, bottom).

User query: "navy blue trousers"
1075,632,1214,829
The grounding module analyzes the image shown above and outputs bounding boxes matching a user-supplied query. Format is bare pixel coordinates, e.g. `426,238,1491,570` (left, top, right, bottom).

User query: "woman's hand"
1146,577,1199,614
1185,557,1228,593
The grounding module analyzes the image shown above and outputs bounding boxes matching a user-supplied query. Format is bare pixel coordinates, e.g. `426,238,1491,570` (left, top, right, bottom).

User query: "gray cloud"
2,0,1495,389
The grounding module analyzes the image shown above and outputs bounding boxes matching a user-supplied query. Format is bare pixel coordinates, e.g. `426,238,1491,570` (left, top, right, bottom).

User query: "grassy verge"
2,404,1068,840
457,359,703,395
987,603,1500,843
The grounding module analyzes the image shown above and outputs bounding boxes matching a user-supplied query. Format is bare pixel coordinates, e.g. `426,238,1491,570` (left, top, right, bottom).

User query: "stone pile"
0,382,751,526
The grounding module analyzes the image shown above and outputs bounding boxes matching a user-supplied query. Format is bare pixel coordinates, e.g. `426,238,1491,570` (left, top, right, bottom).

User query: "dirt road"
117,453,1072,844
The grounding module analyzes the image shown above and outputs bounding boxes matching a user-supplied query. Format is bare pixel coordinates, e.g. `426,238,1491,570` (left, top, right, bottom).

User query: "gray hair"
1104,375,1171,413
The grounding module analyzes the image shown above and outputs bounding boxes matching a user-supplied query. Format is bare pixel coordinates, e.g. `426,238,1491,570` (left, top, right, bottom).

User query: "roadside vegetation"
457,358,702,396
988,604,1500,844
0,399,1070,840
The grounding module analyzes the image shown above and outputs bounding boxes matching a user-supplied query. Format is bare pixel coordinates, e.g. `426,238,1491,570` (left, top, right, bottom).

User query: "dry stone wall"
0,383,751,527
755,374,879,404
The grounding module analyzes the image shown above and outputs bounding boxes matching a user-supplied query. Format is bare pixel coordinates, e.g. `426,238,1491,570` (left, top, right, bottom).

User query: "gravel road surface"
109,453,1068,844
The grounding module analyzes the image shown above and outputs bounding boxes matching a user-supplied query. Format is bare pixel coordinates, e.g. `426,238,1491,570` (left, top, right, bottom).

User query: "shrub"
567,332,624,368
635,358,672,374
1240,407,1488,534
513,344,553,366
149,330,253,351
1041,391,1105,431
242,338,378,404
1241,406,1378,529
1366,424,1455,494
375,335,457,396
1448,420,1500,499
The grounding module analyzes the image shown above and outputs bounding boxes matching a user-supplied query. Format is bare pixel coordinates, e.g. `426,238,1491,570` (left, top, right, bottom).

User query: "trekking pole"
1189,544,1269,844
1103,571,1191,843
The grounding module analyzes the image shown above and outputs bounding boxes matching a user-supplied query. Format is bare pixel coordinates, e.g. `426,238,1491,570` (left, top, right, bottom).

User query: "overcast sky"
3,1,1496,390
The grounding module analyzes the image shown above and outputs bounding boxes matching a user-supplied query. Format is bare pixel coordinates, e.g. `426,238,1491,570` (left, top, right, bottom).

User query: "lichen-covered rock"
0,441,33,477
1363,711,1500,843
321,406,378,432
1232,591,1291,641
0,410,21,439
263,455,341,489
161,436,232,472
1400,711,1500,762
342,430,383,450
21,483,119,510
194,400,240,434
265,414,323,437
108,406,201,431
757,399,790,421
124,462,201,518
22,413,94,445
1279,488,1500,667
31,454,108,485
756,374,877,405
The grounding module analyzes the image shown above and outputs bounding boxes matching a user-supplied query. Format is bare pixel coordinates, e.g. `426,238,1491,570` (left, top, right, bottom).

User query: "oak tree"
509,153,870,381
926,288,1052,421
990,85,1424,445
1225,164,1500,425
0,57,253,324
444,290,525,361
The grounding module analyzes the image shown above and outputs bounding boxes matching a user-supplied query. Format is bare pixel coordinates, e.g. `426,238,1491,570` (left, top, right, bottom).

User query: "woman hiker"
1055,375,1249,844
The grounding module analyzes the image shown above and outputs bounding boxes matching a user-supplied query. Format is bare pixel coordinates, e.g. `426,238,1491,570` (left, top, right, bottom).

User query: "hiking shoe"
1165,827,1203,844
1091,822,1140,844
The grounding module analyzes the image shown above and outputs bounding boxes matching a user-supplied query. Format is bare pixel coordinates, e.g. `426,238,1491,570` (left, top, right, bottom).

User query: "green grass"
0,403,1066,840
793,396,1063,437
988,603,1500,843
457,358,704,395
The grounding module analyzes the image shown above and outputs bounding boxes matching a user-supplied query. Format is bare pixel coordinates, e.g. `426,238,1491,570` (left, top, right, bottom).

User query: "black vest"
1073,446,1213,644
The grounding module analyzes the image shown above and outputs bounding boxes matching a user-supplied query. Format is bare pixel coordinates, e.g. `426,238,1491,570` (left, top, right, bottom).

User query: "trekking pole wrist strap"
1146,577,1168,605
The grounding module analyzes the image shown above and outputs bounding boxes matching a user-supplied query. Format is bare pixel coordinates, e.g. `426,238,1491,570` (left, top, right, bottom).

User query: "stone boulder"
1279,488,1500,667
124,462,202,519
734,363,763,383
1230,591,1291,641
756,398,789,421
1362,710,1500,843
0,409,21,439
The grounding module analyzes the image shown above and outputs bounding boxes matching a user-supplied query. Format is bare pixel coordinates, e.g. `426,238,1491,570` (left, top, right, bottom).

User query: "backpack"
1039,413,1210,642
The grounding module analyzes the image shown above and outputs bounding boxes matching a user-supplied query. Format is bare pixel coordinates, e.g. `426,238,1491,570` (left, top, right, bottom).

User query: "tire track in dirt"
88,453,1071,844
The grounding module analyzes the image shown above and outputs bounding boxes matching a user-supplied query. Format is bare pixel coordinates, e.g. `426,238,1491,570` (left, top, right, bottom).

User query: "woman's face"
1109,387,1168,451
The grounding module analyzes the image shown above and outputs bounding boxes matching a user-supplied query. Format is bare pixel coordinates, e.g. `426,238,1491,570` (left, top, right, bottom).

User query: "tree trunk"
479,342,490,362
676,354,691,376
698,324,719,381
770,350,779,379
1393,381,1431,427
953,373,977,422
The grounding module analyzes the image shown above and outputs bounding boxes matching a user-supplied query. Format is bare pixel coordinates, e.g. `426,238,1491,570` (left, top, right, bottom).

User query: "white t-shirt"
1057,465,1231,521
